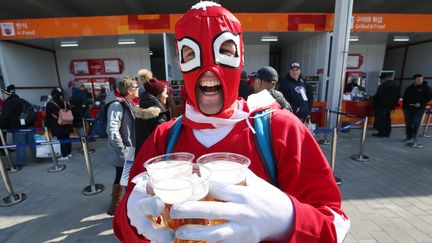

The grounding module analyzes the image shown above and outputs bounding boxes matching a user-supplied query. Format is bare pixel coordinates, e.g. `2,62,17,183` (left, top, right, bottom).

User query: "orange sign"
1,13,432,39
352,14,432,32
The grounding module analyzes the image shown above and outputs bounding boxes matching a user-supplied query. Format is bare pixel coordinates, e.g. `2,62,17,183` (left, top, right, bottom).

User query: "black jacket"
238,80,254,100
0,94,33,129
403,81,432,110
45,98,73,136
134,91,170,156
277,74,314,119
373,80,400,109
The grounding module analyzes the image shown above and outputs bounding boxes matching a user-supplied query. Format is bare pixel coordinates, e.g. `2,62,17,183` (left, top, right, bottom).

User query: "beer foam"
146,161,193,180
152,175,209,204
201,160,247,184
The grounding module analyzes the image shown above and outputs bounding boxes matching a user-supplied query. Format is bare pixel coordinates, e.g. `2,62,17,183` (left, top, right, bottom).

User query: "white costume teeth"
200,80,221,87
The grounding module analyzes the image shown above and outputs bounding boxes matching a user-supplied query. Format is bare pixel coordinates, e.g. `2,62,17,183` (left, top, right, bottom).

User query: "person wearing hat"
372,74,400,138
134,78,170,156
0,84,37,168
238,70,254,100
45,88,74,160
70,82,91,137
278,62,314,122
252,66,292,111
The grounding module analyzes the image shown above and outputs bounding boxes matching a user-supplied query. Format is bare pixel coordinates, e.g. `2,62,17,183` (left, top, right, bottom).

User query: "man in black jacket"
238,70,254,100
278,62,314,122
403,74,432,141
0,85,36,168
372,75,400,137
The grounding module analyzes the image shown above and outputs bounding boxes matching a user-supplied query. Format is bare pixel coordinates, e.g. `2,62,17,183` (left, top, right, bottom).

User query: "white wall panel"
348,44,387,73
0,41,58,105
56,46,151,97
243,44,269,75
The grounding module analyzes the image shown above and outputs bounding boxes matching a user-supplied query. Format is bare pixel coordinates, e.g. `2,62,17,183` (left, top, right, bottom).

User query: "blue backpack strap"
166,116,183,154
253,110,279,187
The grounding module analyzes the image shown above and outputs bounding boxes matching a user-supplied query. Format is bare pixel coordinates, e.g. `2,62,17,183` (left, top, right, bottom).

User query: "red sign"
70,58,124,76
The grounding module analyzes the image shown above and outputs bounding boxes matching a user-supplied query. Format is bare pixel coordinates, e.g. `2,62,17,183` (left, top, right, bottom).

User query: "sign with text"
70,58,123,76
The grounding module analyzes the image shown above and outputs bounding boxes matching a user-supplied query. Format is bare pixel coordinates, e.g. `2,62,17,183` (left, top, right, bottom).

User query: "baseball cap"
1,84,15,95
255,66,278,83
289,62,301,69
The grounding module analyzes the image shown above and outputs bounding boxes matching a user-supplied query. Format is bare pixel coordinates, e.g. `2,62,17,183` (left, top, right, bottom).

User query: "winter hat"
51,88,63,99
289,61,301,69
2,84,15,95
144,78,166,97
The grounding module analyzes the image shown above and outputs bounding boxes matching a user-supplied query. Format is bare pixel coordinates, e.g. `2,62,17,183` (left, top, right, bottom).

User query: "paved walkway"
0,127,431,243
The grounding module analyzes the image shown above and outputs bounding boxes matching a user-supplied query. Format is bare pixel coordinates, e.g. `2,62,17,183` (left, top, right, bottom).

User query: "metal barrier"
0,129,21,172
44,127,67,173
80,135,104,195
350,117,369,162
421,109,431,138
330,127,342,185
407,112,427,148
0,155,26,206
318,109,331,145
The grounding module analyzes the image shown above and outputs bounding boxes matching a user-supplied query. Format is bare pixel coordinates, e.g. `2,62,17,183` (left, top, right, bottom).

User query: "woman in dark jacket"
45,88,73,160
134,78,170,156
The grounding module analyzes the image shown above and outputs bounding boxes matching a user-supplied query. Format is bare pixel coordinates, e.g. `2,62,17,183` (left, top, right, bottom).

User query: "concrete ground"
0,127,431,243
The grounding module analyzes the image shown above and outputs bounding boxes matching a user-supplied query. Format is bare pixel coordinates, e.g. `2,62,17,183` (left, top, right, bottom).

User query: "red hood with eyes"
175,3,244,118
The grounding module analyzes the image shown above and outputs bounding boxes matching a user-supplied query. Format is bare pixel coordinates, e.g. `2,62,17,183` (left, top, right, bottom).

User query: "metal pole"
0,153,26,206
44,127,66,173
81,136,104,195
81,118,95,154
330,127,342,185
318,109,331,145
351,117,369,162
0,129,20,172
421,109,431,138
407,111,427,148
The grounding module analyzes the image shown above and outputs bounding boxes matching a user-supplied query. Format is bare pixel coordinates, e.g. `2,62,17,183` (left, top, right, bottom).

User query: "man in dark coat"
278,62,314,122
372,75,401,137
0,85,36,168
402,74,432,141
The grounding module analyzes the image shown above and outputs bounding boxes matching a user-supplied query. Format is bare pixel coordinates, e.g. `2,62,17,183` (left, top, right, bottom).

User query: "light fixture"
149,50,153,56
60,41,78,47
349,36,359,42
393,36,410,42
118,39,136,45
260,36,278,42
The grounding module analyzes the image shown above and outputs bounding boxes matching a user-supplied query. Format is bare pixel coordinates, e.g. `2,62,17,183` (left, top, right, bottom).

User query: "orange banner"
1,13,432,39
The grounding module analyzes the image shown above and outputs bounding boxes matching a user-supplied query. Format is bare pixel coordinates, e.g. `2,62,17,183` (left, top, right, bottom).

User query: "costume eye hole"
177,38,201,72
213,32,240,68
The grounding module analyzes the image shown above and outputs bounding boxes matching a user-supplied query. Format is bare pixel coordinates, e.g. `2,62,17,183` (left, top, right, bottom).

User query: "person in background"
278,61,314,122
113,2,349,242
238,70,254,100
252,66,292,112
0,85,37,168
402,74,432,142
105,76,139,216
134,78,170,156
70,82,91,137
137,69,153,93
45,88,73,160
372,74,400,138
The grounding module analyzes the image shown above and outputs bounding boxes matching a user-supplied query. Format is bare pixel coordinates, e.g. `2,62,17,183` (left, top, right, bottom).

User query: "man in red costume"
113,2,350,242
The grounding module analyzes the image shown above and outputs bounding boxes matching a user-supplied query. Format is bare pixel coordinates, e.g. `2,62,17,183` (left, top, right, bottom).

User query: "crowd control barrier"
0,155,26,206
44,127,67,173
421,109,431,138
0,126,105,203
350,117,369,162
407,111,427,149
0,129,21,173
318,109,331,145
81,118,104,195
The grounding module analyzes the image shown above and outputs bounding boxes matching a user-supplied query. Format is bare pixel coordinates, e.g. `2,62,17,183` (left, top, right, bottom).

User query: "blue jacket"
278,74,314,120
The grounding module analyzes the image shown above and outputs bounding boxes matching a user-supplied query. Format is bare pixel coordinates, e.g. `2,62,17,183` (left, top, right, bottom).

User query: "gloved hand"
126,172,174,243
171,169,294,242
